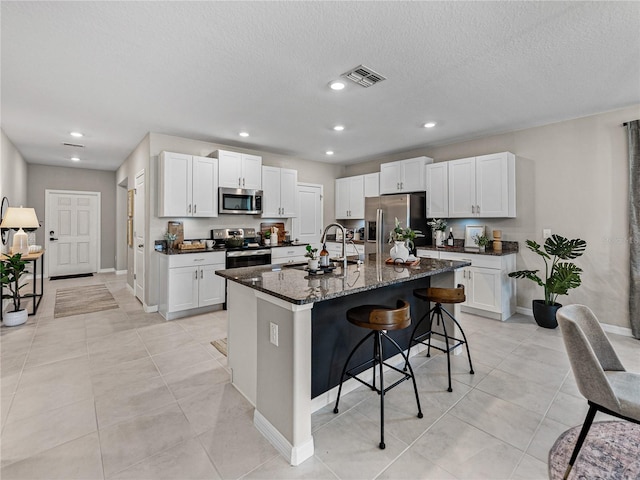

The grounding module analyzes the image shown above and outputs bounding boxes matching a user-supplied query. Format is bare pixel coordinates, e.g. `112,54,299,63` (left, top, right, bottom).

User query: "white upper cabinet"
215,149,262,189
335,175,365,219
364,172,380,197
379,156,433,194
425,162,448,218
448,152,516,218
158,152,218,217
262,166,298,217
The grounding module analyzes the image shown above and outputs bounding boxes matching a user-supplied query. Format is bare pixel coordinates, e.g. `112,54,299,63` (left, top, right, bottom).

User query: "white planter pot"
435,230,446,247
308,259,319,271
3,309,27,327
390,241,410,262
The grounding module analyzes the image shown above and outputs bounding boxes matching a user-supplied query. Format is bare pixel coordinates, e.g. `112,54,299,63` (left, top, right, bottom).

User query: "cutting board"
260,222,286,243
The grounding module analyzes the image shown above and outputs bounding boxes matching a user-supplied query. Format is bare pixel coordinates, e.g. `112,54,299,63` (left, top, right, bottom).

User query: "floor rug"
54,284,119,318
50,272,94,281
211,338,227,357
549,420,640,479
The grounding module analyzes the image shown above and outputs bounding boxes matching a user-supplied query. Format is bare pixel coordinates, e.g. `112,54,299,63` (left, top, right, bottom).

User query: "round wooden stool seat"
414,285,465,304
347,300,411,331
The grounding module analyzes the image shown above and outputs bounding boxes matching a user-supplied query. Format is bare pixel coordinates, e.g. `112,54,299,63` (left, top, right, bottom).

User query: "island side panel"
227,281,258,405
310,276,433,399
255,294,314,465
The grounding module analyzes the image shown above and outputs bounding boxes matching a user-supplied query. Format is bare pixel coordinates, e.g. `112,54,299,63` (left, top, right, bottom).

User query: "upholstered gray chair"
557,304,640,479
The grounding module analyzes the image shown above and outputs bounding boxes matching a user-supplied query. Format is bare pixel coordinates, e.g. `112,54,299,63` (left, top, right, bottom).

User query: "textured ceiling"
2,1,639,171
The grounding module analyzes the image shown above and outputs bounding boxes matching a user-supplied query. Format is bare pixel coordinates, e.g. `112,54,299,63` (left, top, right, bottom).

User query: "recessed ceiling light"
70,131,83,137
423,122,437,128
333,125,344,131
329,81,345,91
239,132,249,137
326,151,334,155
71,156,80,162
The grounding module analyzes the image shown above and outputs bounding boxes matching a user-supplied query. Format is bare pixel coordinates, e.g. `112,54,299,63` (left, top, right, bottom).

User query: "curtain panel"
627,120,640,339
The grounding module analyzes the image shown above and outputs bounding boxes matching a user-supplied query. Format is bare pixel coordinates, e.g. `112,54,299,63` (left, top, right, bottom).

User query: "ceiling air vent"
62,142,85,148
343,65,386,88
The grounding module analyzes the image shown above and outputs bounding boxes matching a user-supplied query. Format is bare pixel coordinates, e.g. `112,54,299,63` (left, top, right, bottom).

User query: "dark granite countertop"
418,240,519,256
216,255,470,305
156,241,309,255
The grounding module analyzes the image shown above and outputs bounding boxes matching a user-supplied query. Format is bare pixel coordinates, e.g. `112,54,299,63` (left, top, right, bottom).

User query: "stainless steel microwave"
218,188,263,215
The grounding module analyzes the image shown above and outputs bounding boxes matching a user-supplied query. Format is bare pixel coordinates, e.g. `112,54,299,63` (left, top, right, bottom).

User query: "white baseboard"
143,303,158,313
601,323,633,337
126,283,134,295
515,306,633,337
115,269,127,275
98,267,115,273
253,410,314,466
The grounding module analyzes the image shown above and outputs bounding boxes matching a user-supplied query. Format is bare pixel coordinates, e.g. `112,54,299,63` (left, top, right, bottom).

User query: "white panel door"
192,156,218,217
241,154,263,190
348,176,365,218
400,158,426,192
134,171,145,303
199,263,225,307
448,157,476,217
335,178,350,219
261,166,281,217
379,162,401,194
217,150,243,188
158,152,191,217
279,168,298,216
467,267,501,312
168,266,199,312
475,153,509,217
293,183,323,249
426,162,449,218
364,172,380,197
46,191,98,277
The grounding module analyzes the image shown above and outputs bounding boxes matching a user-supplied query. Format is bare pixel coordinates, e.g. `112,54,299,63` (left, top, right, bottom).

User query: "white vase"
308,259,319,271
390,241,410,262
435,230,445,247
3,309,27,327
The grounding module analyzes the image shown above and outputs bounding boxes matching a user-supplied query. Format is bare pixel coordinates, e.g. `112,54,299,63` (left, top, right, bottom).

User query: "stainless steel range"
211,227,272,269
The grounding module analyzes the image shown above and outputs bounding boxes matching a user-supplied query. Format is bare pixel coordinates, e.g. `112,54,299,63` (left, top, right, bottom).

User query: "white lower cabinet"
327,241,363,258
271,245,308,264
158,252,226,320
416,249,516,320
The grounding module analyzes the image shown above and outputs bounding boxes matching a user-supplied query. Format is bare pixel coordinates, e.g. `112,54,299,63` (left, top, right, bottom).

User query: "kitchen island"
216,255,469,465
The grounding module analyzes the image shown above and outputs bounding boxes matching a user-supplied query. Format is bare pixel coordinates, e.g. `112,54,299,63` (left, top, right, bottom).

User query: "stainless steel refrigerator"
365,193,430,257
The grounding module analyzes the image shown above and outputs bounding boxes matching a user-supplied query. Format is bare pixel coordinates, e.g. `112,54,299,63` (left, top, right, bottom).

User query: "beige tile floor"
1,272,639,479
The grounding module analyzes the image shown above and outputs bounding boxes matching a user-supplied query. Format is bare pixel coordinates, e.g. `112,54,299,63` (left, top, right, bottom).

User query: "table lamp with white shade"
0,207,40,255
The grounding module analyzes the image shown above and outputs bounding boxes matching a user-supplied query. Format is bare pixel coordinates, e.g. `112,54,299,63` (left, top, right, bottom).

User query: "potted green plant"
305,245,319,270
263,230,271,245
427,218,447,247
473,233,491,252
389,218,416,261
508,234,587,328
1,253,29,326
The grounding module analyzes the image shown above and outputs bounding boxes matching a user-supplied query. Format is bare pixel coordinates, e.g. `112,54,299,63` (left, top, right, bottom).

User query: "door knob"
138,244,144,248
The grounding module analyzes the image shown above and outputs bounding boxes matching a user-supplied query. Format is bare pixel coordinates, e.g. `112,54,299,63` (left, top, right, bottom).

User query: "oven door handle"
226,249,271,257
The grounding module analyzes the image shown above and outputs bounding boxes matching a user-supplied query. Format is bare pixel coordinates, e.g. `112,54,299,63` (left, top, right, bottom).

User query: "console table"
1,250,45,321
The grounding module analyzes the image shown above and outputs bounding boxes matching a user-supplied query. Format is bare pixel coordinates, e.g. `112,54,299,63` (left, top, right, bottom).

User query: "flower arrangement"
305,244,318,259
427,218,447,231
389,218,417,244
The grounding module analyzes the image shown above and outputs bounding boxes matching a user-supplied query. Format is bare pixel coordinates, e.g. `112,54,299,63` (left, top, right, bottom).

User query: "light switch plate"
543,229,552,239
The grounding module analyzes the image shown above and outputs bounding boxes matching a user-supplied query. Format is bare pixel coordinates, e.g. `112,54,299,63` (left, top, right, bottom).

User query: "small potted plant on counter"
473,233,491,252
1,253,28,326
428,218,447,247
305,245,319,271
389,218,417,262
263,230,271,245
508,234,587,328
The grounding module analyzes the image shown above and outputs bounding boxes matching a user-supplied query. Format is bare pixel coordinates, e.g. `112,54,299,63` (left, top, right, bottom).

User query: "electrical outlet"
543,229,552,239
269,322,279,347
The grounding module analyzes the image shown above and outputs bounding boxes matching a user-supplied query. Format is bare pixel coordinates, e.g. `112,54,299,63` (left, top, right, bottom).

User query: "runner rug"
211,338,228,357
54,284,119,318
548,420,640,479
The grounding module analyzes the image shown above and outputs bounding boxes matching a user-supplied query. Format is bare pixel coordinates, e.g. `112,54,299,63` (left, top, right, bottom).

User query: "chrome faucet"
320,223,347,272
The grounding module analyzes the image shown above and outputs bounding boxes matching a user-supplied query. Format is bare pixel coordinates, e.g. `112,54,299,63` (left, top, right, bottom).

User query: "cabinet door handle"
238,177,242,187
401,182,403,189
195,270,198,279
397,182,400,190
476,205,480,215
188,204,192,214
471,205,475,214
243,178,245,187
194,204,197,214
200,269,203,279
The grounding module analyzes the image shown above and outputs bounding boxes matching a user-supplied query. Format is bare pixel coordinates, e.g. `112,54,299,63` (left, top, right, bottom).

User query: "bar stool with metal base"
405,285,474,392
333,299,423,450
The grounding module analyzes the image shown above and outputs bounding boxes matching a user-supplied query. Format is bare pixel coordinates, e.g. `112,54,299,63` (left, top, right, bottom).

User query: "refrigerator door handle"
376,208,383,257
